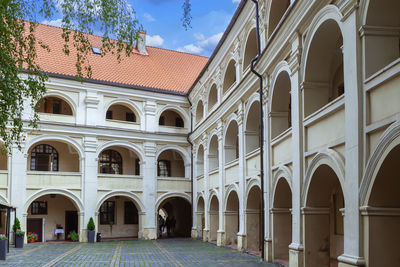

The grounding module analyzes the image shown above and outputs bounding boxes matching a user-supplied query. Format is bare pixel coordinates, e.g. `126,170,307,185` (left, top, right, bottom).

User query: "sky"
41,0,241,57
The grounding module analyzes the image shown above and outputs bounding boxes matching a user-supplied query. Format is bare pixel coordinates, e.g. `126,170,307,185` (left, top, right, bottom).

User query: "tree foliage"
0,0,141,151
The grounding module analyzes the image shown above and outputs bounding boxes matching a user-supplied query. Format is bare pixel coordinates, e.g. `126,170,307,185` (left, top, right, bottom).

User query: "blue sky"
41,0,240,57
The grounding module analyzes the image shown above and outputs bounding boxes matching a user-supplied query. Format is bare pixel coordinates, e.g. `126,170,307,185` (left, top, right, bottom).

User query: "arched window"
35,96,73,115
30,144,59,171
99,149,123,174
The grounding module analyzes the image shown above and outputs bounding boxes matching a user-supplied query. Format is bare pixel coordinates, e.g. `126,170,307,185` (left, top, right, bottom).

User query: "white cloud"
143,13,155,22
41,18,63,27
232,0,241,3
177,32,223,55
146,34,164,47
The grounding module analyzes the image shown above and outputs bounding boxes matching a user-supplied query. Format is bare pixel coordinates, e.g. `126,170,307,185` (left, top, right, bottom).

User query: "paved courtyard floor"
1,238,278,267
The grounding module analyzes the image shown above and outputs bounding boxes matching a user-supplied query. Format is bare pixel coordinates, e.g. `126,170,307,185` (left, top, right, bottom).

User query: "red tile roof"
32,23,208,94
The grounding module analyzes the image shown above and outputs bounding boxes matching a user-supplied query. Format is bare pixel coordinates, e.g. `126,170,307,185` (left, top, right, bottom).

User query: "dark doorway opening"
27,218,42,242
65,211,78,240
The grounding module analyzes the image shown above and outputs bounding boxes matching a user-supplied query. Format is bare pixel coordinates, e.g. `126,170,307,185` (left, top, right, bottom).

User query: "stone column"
237,102,247,251
217,121,225,246
338,5,365,267
142,142,157,239
288,32,304,266
82,136,98,242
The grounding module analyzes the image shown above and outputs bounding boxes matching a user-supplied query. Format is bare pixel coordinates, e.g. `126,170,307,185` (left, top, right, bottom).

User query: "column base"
217,231,225,247
289,243,304,267
338,254,366,267
203,229,209,242
191,228,198,239
237,234,246,252
264,239,273,262
143,228,157,240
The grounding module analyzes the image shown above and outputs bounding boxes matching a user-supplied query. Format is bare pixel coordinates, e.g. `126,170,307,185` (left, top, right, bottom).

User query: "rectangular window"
135,159,140,176
124,201,138,224
126,112,136,122
158,160,171,177
106,110,113,120
100,201,115,225
53,100,60,114
31,201,47,215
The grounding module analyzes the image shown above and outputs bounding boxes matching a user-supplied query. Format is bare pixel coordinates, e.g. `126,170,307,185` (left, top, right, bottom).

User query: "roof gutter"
249,0,265,260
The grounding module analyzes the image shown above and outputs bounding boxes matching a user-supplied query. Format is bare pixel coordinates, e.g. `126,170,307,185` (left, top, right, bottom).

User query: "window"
31,201,47,215
124,201,138,224
159,116,165,125
30,144,58,171
99,150,123,174
135,159,140,176
106,110,113,120
126,112,136,122
175,117,184,128
100,201,115,224
158,160,171,177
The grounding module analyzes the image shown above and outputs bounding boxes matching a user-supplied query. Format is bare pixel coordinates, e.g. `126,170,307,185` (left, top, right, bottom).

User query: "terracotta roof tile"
32,23,208,94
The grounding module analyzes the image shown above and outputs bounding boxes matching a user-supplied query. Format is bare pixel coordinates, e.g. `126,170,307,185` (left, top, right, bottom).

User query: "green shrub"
87,217,95,231
67,231,79,242
12,218,21,232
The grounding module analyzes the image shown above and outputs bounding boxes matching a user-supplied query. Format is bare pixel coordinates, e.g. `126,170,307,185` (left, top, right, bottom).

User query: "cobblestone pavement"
0,238,278,267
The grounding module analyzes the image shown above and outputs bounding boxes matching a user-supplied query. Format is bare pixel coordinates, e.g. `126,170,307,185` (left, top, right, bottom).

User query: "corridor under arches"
157,196,192,238
303,164,344,267
224,190,239,247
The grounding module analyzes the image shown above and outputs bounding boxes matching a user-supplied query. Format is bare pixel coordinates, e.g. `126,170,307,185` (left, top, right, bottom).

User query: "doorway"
65,211,78,240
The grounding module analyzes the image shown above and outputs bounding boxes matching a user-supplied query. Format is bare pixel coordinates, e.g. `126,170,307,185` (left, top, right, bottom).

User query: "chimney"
137,30,148,55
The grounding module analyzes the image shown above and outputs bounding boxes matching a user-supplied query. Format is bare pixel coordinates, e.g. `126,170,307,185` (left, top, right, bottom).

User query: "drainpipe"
250,0,265,261
187,97,194,237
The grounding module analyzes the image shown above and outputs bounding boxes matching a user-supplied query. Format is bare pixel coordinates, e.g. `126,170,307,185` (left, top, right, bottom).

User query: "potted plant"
87,217,95,243
0,234,7,260
67,231,79,242
13,218,24,248
27,232,38,243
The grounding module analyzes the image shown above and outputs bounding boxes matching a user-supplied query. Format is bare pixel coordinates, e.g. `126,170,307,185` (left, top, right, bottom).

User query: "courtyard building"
1,0,399,267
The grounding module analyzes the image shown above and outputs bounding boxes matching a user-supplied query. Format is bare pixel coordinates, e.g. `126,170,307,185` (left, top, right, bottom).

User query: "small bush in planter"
15,230,24,248
87,217,95,243
67,231,79,242
0,234,7,260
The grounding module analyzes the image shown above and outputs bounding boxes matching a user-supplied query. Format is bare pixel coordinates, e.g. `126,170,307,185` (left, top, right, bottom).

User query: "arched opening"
364,144,400,267
224,190,239,247
272,178,292,264
245,101,260,153
28,141,79,172
304,165,344,267
196,145,204,177
106,103,139,123
246,185,261,253
223,60,237,95
98,196,140,239
209,195,219,243
98,146,140,175
243,28,257,70
271,71,291,139
158,197,191,238
224,120,239,163
27,194,80,242
268,0,290,37
196,196,205,239
157,150,185,178
35,96,73,116
208,84,218,112
159,110,185,128
196,101,204,124
364,0,400,77
208,135,219,172
303,19,344,117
